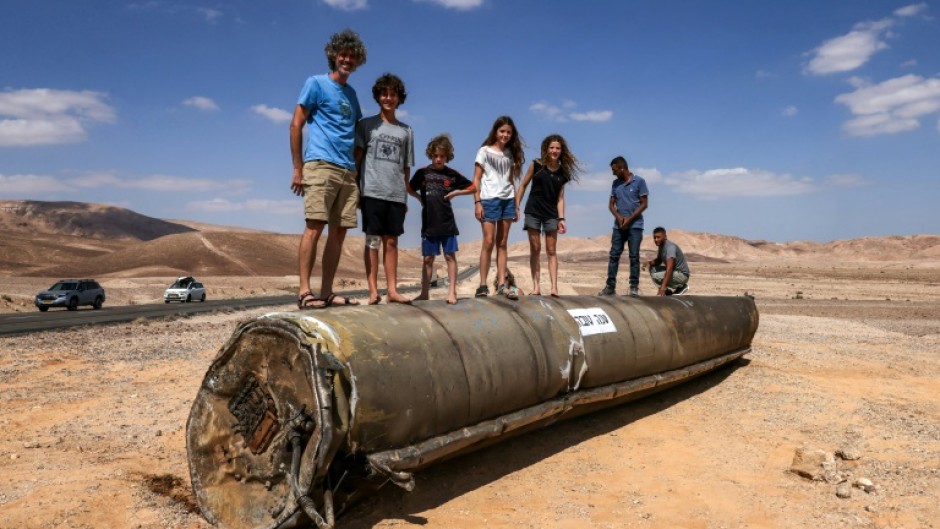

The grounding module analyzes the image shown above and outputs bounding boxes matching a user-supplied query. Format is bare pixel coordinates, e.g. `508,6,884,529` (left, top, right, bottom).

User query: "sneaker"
672,284,689,295
475,285,489,297
629,287,639,297
664,289,674,296
598,286,616,296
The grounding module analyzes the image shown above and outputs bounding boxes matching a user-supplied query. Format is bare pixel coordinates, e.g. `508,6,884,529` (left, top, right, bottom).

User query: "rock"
853,477,877,493
836,483,852,498
836,445,862,460
790,447,838,482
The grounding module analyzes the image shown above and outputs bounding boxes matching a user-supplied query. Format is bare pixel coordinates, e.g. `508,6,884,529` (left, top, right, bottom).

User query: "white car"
164,276,206,303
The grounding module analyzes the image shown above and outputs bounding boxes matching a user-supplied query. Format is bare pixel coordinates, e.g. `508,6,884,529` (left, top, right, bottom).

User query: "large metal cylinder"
186,295,758,529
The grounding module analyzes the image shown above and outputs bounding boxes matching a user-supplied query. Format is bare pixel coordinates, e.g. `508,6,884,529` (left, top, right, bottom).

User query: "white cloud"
0,88,115,147
782,105,799,117
570,110,613,122
197,7,222,22
186,198,300,215
900,58,918,68
0,173,71,195
805,19,893,75
894,2,927,17
572,166,661,192
664,168,816,199
530,101,566,121
68,172,252,193
252,104,292,123
413,0,483,8
847,76,871,89
323,0,367,10
530,100,612,123
183,96,220,111
755,70,776,79
825,173,869,187
576,171,615,191
835,74,940,136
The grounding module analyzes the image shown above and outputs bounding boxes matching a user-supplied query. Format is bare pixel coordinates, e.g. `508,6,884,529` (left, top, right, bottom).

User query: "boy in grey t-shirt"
354,73,416,305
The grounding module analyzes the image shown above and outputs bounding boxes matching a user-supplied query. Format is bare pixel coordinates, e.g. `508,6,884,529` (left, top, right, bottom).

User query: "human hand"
558,219,567,234
474,202,483,222
290,169,304,196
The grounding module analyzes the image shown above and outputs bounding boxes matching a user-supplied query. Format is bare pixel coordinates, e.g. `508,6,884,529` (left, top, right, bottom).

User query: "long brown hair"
539,134,581,183
481,115,525,180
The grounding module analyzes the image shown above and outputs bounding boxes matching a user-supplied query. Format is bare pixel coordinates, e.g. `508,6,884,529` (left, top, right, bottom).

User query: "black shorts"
361,196,406,236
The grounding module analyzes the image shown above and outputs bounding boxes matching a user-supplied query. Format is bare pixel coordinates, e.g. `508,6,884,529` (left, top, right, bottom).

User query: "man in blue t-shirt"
289,29,366,309
599,156,649,297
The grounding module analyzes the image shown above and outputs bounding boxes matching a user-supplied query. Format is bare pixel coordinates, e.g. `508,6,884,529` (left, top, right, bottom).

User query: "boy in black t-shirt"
410,134,476,304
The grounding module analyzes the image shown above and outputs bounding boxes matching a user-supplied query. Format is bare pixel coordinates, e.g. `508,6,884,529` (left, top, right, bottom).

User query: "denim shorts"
481,198,516,222
422,235,458,256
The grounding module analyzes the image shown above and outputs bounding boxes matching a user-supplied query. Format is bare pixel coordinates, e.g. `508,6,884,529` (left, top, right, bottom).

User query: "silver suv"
164,276,206,303
35,279,106,312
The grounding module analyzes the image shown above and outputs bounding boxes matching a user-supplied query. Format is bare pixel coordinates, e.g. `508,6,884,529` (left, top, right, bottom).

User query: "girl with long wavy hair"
514,134,580,296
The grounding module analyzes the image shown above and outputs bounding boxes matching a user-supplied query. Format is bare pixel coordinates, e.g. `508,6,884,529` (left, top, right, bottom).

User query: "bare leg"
527,228,542,295
364,244,380,304
444,252,458,304
495,219,511,290
299,219,327,294
546,230,559,296
319,226,348,300
479,221,495,290
415,255,434,301
381,235,409,303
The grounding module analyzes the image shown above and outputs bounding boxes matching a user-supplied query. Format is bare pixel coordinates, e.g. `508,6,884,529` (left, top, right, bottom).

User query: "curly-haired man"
290,29,367,308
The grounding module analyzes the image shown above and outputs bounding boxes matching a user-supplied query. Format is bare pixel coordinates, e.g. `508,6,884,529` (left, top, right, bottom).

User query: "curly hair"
324,28,367,71
372,73,407,105
425,133,454,162
481,115,525,180
539,134,581,183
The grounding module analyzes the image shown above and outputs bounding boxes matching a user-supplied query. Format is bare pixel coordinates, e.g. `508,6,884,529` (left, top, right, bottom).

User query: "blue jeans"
606,228,643,289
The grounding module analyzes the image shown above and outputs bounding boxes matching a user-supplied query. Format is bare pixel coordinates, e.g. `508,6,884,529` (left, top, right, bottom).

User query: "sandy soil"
1,261,938,529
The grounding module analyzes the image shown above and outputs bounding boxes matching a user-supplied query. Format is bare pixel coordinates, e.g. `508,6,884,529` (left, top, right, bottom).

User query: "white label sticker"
567,307,617,336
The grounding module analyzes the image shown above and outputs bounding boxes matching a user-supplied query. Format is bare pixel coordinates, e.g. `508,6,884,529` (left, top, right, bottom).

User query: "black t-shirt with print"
409,165,473,238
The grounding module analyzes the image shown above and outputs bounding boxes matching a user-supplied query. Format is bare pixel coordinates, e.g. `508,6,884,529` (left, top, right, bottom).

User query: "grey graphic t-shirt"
356,115,414,203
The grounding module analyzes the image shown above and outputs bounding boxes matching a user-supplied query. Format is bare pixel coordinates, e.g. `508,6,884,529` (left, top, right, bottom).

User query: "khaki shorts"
302,160,359,228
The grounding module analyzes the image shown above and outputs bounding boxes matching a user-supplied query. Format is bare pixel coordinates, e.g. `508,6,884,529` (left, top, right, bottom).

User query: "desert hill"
1,200,937,278
0,200,195,241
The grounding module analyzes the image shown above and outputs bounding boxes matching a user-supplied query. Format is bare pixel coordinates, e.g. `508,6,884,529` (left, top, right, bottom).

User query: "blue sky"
2,0,938,247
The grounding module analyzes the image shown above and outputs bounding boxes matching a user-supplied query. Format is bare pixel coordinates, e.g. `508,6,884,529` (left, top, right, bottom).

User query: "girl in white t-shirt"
472,115,525,299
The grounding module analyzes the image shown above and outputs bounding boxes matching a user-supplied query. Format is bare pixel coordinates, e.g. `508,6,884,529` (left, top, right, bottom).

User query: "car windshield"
170,278,193,288
49,282,78,291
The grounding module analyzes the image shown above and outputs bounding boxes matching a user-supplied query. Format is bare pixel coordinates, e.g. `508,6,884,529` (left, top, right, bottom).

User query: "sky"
2,0,939,247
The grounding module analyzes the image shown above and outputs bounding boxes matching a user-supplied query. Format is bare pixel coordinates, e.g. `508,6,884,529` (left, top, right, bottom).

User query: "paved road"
0,265,480,337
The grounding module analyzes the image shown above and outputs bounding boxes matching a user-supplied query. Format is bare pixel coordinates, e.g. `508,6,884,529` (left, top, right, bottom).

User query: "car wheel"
165,300,170,304
200,293,206,302
38,306,49,312
186,294,192,303
93,296,103,310
67,297,78,311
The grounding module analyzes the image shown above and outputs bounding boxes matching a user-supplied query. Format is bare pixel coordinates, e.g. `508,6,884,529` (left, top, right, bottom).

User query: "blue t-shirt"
610,174,649,230
296,74,362,170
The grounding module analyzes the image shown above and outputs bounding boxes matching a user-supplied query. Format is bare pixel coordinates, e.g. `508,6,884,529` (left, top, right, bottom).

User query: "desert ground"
2,255,939,529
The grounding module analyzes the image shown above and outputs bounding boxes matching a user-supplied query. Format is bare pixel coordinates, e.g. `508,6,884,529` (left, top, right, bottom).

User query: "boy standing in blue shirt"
599,156,649,297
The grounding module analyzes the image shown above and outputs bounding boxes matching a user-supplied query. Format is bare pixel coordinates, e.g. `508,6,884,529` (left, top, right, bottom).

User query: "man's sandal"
298,291,327,310
324,293,360,306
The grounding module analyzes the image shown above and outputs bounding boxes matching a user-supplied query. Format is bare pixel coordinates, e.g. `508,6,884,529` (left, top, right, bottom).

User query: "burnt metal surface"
186,294,759,529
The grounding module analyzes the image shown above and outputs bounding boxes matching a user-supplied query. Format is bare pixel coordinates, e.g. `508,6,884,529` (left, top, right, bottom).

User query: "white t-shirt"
474,146,514,200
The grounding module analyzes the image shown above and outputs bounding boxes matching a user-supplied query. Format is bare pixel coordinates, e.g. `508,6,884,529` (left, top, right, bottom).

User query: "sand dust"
1,261,939,529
